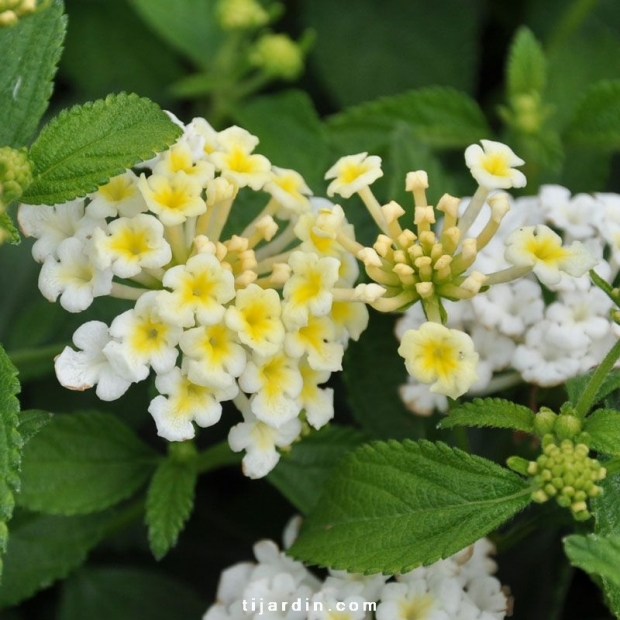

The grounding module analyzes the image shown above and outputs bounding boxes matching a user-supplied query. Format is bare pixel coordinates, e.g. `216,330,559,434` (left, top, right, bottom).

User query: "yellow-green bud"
0,146,33,208
216,0,269,30
555,415,582,441
250,33,304,80
0,0,36,26
534,407,557,436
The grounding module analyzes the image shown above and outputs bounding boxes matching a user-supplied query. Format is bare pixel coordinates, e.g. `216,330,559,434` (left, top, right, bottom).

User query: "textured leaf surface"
17,409,53,444
0,0,66,148
564,81,620,148
0,213,20,245
584,409,620,456
22,93,182,205
506,26,546,97
328,87,492,154
268,425,366,514
145,458,197,560
0,345,22,582
440,398,536,433
58,566,205,620
289,440,532,574
18,411,157,515
0,509,110,608
564,533,620,587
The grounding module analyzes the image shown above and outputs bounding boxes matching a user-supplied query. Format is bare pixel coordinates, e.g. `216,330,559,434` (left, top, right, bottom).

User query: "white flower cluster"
397,185,619,415
204,527,509,620
18,116,374,478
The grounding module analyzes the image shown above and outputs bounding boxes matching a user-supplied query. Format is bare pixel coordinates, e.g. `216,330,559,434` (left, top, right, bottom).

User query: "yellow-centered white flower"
504,224,598,286
264,166,313,216
465,139,526,190
398,322,479,399
86,171,147,219
157,252,236,327
325,152,383,198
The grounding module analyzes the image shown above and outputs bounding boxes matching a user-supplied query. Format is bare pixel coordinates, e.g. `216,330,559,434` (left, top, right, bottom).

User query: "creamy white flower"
296,360,334,429
399,380,449,416
239,351,304,428
153,140,215,186
398,323,479,399
158,252,236,328
54,321,131,401
539,184,602,240
325,152,383,198
504,224,598,286
329,300,369,343
148,363,237,441
376,579,453,620
104,291,181,382
285,314,344,372
264,166,313,216
464,140,526,190
228,410,302,478
87,171,148,219
91,213,171,278
225,284,285,356
308,590,369,620
39,237,113,312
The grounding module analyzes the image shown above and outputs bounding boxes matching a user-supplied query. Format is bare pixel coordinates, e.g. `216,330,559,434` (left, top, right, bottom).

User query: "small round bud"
534,408,557,437
0,146,33,207
554,414,582,441
250,33,304,80
216,0,269,30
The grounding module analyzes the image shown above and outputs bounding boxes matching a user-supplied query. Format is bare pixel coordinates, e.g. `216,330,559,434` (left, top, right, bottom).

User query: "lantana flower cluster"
397,185,620,416
324,140,597,401
18,116,379,478
204,521,510,620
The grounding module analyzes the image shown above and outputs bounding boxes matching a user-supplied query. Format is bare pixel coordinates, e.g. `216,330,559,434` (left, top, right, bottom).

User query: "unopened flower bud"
216,0,269,30
0,146,33,206
405,170,429,192
250,33,304,80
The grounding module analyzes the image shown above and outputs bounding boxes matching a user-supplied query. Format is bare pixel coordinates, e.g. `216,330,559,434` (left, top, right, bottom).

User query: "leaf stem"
195,440,242,474
574,339,620,420
546,0,598,53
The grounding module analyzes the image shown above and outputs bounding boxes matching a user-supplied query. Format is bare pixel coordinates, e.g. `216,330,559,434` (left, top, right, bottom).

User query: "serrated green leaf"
506,27,547,98
328,87,492,154
564,80,620,149
584,409,620,456
0,344,22,582
440,398,536,433
17,411,157,515
300,0,481,107
232,91,328,190
57,566,206,620
289,440,533,574
22,93,182,205
0,213,20,245
0,0,66,148
268,425,366,514
145,458,197,560
17,409,52,444
342,312,426,440
0,508,113,608
566,368,620,411
564,533,620,587
127,0,223,68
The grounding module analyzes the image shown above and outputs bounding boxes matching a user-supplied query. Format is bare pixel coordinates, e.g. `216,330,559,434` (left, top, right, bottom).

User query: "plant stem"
574,339,620,419
546,0,598,53
195,440,242,474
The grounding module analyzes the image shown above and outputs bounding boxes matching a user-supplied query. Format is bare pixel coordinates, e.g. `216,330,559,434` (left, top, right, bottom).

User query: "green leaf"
328,87,492,154
145,458,197,560
57,566,206,620
342,312,426,440
0,508,111,608
564,533,620,587
0,344,22,581
566,368,620,410
584,409,620,456
0,0,66,148
0,213,20,245
17,409,52,444
268,425,366,514
22,93,182,205
506,27,547,98
127,0,223,68
564,80,620,149
289,440,533,574
17,411,157,515
440,398,536,433
300,0,481,107
232,90,328,190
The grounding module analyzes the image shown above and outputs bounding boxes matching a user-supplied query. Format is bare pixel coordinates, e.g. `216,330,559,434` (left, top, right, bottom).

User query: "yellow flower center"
109,228,150,257
292,270,323,304
399,594,434,620
421,340,458,378
100,176,135,202
482,153,510,177
131,317,169,353
525,235,569,264
340,162,365,183
226,147,257,173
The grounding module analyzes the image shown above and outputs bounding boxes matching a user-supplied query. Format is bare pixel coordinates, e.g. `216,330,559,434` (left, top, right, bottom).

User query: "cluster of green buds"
0,0,38,25
510,409,607,520
0,146,33,212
